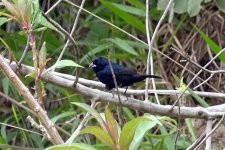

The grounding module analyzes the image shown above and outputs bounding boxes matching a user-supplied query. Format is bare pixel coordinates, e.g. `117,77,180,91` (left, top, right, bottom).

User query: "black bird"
89,56,161,92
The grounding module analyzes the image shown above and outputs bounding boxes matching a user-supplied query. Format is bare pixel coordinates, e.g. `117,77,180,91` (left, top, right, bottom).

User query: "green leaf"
111,3,145,17
126,0,145,9
47,60,84,72
215,0,225,13
80,126,115,149
2,0,21,20
67,102,106,144
159,125,174,150
99,0,145,33
185,118,196,141
187,88,209,107
40,16,65,38
39,42,47,67
157,0,170,10
174,0,188,14
31,0,42,26
193,24,225,64
129,120,157,150
187,0,203,17
45,143,97,150
119,117,147,150
51,112,75,124
70,102,105,130
109,38,139,56
0,17,8,26
80,43,109,63
105,105,119,143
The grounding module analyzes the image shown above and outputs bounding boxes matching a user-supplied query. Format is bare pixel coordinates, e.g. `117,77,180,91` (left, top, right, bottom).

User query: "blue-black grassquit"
89,56,161,90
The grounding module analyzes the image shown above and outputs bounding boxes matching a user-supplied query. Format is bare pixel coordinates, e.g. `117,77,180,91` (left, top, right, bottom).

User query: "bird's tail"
141,75,162,79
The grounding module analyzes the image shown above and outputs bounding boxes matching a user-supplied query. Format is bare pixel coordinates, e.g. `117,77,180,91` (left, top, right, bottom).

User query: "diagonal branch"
0,55,64,145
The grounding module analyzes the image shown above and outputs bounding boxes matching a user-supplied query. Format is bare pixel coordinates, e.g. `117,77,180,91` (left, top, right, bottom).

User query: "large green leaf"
105,105,119,144
80,126,115,149
0,17,8,26
46,60,84,72
174,0,188,14
70,102,105,130
215,0,225,13
119,117,147,150
99,0,145,33
187,0,203,17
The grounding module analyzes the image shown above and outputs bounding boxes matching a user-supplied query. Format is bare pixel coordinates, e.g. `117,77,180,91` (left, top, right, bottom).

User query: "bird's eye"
93,60,98,65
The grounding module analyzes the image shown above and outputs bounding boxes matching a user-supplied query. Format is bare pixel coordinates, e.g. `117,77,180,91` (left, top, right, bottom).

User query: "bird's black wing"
101,63,138,87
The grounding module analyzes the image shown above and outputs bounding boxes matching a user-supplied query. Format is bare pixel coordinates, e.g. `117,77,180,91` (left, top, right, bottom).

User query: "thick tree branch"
3,57,225,119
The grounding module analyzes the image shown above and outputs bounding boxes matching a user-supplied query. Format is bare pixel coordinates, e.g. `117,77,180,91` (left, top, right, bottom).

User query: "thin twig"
171,47,225,109
205,119,212,150
18,33,30,67
107,54,124,125
194,115,224,150
45,0,63,15
66,100,96,144
145,0,173,104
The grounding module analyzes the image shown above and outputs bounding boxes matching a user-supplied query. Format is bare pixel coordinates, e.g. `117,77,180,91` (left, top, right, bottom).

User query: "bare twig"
145,0,173,104
107,54,124,125
18,33,30,67
171,47,225,109
205,119,212,150
193,115,224,150
66,100,96,144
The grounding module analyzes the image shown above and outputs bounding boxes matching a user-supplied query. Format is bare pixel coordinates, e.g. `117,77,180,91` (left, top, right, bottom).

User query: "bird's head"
89,56,109,73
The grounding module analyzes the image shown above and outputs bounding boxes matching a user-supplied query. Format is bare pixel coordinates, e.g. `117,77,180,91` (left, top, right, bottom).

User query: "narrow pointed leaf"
80,126,115,149
105,105,119,143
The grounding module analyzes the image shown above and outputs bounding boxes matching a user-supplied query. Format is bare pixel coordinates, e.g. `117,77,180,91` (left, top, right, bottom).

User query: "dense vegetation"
0,0,225,149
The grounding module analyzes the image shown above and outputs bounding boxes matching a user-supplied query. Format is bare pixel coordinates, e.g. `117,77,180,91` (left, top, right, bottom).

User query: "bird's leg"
124,86,128,95
105,85,115,98
124,86,128,100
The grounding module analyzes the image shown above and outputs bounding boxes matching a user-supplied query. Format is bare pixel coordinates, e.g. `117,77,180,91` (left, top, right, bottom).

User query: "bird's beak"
89,62,96,68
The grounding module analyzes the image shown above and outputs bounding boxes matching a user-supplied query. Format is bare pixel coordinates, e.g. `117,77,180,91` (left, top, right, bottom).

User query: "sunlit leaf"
0,17,8,26
46,60,84,72
45,143,97,150
174,0,188,14
215,0,225,13
80,126,115,149
105,105,119,143
187,0,202,17
119,117,147,150
71,102,105,130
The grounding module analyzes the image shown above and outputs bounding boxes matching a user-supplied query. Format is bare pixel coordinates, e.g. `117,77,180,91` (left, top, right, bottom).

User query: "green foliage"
193,24,225,64
72,103,177,150
158,0,225,16
1,0,223,149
